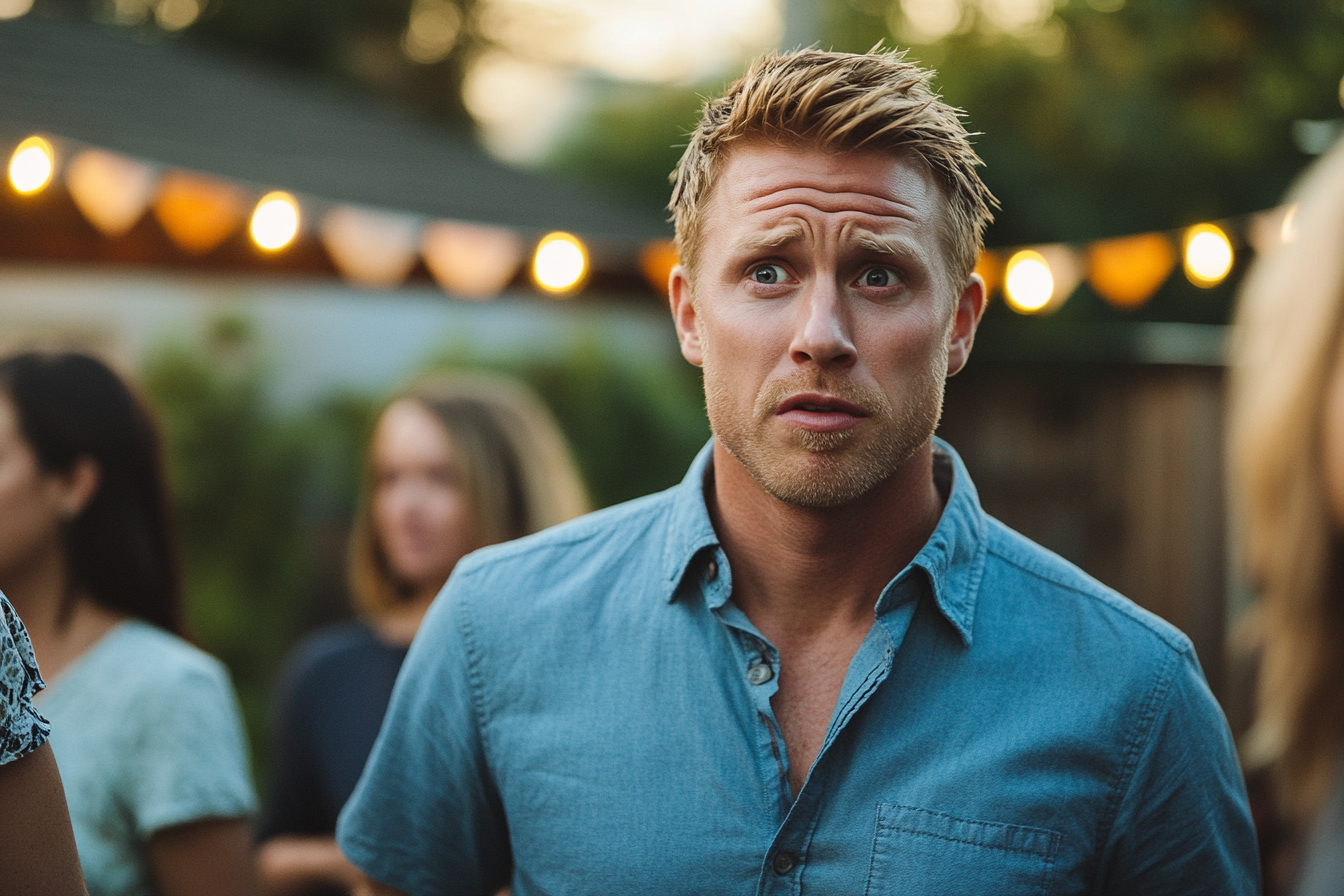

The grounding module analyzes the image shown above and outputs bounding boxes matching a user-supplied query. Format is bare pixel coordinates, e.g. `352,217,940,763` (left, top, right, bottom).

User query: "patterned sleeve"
0,592,51,765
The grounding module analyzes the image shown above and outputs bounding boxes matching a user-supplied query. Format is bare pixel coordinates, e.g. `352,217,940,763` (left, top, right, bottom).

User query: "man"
337,49,1258,894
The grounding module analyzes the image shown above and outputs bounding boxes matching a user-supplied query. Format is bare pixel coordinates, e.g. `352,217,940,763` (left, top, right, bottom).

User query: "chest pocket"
864,803,1061,896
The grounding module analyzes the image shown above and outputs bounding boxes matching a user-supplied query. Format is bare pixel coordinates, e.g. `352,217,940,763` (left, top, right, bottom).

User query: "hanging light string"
4,132,1291,307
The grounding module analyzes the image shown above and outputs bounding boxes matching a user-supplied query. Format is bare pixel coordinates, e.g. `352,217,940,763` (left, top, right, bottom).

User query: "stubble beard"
703,348,947,510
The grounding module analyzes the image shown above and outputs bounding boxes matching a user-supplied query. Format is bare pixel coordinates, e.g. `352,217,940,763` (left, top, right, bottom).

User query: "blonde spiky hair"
669,47,996,283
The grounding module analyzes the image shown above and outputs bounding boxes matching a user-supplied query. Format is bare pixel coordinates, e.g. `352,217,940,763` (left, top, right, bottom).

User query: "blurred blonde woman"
1228,138,1344,896
257,372,588,896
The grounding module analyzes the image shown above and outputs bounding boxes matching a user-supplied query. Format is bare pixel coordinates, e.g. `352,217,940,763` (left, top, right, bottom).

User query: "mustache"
753,371,891,422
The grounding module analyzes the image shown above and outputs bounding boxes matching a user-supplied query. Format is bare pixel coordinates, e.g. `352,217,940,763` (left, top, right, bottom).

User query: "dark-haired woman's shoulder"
262,619,410,840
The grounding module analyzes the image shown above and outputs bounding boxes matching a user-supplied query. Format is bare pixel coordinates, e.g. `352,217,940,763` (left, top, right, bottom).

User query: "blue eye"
861,267,897,287
750,264,788,284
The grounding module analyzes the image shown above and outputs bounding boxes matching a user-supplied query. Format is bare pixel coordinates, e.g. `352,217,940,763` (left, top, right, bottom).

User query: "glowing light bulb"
532,232,587,294
250,192,300,251
1003,250,1054,313
8,136,54,194
0,0,35,20
1183,224,1233,288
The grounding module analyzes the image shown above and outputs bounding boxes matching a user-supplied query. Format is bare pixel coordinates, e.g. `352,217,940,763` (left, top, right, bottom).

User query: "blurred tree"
827,0,1344,247
143,316,344,778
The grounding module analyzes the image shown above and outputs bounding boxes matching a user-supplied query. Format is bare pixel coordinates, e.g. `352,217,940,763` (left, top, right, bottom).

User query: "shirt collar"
660,438,988,646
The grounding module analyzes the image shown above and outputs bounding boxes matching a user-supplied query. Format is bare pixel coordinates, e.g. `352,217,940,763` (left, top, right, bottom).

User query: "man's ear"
946,273,986,377
669,264,704,367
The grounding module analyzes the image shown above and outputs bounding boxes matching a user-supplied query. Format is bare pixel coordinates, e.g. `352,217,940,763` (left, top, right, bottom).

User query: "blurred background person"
0,351,258,896
257,372,588,896
0,590,86,896
1228,138,1344,896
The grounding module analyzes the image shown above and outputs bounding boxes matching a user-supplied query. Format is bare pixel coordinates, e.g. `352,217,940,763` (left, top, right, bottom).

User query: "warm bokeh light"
1183,223,1233,288
152,171,248,254
1086,233,1175,310
250,192,300,251
898,0,962,44
402,0,461,64
421,221,524,299
66,150,158,238
638,240,679,299
8,136,54,194
532,232,587,294
321,205,422,289
1003,250,1054,313
155,0,202,30
0,0,34,20
973,250,1003,300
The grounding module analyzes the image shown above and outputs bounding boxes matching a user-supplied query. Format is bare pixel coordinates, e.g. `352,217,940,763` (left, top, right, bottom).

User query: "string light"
152,171,247,254
320,205,421,289
250,191,300,251
532,232,587,294
1086,233,1176,310
638,240,678,298
8,136,54,194
66,150,157,238
421,221,523,299
0,0,34,20
1183,223,1233,288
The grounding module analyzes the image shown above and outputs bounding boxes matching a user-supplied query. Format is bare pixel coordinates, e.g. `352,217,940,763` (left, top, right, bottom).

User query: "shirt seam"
1088,643,1180,892
984,541,1188,654
455,591,498,784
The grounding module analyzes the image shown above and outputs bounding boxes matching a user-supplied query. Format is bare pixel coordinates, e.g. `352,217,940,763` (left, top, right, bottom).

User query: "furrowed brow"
734,223,806,254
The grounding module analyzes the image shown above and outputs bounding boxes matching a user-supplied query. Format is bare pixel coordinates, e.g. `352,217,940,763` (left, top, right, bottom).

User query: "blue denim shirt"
338,440,1258,895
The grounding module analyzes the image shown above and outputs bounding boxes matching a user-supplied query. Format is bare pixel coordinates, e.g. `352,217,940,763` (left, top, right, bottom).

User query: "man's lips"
775,393,868,432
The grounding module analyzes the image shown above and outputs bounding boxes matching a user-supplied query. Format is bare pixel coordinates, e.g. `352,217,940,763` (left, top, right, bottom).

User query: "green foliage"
141,316,372,780
827,0,1344,248
547,82,710,214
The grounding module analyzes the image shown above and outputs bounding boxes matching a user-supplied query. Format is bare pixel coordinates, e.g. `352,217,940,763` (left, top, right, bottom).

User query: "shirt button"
706,559,718,581
747,663,773,686
773,850,796,875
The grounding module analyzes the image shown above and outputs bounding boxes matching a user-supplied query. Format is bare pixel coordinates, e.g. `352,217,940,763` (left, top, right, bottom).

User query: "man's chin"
750,451,890,509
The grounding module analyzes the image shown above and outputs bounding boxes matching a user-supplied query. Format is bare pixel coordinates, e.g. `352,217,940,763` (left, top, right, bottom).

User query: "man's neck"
708,440,945,643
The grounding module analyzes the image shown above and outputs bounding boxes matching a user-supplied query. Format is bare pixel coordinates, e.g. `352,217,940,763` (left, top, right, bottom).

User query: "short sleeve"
120,654,257,836
0,593,50,765
1096,646,1260,894
337,578,511,896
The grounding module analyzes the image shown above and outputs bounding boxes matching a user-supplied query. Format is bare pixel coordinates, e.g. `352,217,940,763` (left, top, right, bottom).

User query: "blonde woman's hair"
1228,138,1344,824
348,372,589,617
669,47,996,284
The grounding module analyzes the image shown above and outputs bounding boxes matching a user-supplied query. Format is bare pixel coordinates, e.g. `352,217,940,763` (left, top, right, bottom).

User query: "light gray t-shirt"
36,619,256,896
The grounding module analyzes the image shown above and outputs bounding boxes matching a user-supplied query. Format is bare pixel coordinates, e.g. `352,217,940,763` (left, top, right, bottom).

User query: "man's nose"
789,277,856,368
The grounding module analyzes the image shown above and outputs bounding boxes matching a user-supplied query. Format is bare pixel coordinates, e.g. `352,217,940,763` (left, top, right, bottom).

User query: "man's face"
669,141,983,509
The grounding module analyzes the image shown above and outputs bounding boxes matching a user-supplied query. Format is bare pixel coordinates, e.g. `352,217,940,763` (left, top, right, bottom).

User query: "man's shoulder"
455,487,679,587
979,516,1194,661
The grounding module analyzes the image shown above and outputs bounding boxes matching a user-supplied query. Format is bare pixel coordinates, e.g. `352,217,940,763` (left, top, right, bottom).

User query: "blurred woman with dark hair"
258,372,588,896
0,351,257,896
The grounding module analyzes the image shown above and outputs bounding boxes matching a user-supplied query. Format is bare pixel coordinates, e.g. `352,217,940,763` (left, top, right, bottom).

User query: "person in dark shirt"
257,373,587,896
